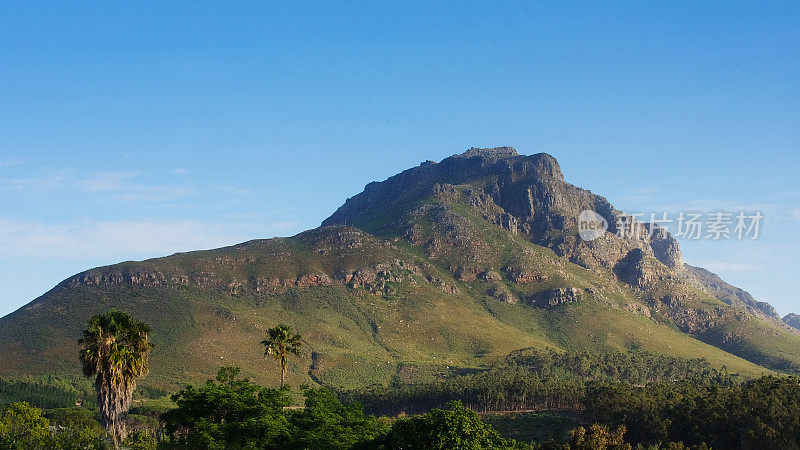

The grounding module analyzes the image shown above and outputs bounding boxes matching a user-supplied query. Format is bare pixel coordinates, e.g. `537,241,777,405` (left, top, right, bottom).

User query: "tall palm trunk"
96,368,136,447
80,311,152,450
280,354,287,387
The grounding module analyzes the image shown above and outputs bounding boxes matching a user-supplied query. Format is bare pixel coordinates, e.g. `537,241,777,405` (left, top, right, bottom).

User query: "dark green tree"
79,310,152,448
162,366,291,448
0,402,51,449
382,400,511,449
287,387,388,449
261,324,302,388
565,424,631,450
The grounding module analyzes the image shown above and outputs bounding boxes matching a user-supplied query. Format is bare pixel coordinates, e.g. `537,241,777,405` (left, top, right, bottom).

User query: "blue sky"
1,1,798,317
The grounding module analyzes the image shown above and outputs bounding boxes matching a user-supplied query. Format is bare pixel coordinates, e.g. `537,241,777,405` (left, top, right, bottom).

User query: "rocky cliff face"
60,226,458,298
784,313,800,330
325,147,683,289
685,264,782,320
2,145,797,389
324,146,789,339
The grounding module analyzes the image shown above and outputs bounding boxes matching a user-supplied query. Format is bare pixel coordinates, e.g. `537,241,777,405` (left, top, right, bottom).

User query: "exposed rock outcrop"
529,287,582,308
685,264,781,320
487,284,518,304
784,313,800,330
323,147,683,292
322,147,782,336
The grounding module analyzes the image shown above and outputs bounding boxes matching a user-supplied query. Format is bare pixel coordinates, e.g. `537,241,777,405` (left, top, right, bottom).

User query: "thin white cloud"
172,168,189,175
0,159,24,168
700,262,761,273
0,174,68,190
220,185,251,195
1,171,196,202
77,172,137,192
113,184,196,202
792,209,800,222
75,171,197,201
0,218,296,260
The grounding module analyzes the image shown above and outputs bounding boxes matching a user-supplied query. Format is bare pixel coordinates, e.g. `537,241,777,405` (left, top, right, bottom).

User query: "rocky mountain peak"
784,313,800,330
325,147,680,286
458,146,519,160
323,148,566,228
449,147,563,181
4,145,800,389
321,147,797,343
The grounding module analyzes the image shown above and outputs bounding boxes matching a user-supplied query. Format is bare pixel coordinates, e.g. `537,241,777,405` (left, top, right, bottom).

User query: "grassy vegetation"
0,233,778,394
0,185,796,397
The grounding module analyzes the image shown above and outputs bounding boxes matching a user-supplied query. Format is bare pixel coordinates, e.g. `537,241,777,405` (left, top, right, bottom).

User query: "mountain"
1,147,797,391
784,313,800,330
685,264,780,319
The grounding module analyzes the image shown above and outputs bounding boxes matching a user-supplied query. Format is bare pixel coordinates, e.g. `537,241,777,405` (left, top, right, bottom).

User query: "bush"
564,424,631,450
380,400,514,449
287,388,388,449
0,402,51,449
123,430,157,450
162,366,292,448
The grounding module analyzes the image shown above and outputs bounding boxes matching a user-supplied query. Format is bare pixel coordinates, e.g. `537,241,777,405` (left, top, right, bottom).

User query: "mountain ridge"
1,147,797,390
328,147,788,322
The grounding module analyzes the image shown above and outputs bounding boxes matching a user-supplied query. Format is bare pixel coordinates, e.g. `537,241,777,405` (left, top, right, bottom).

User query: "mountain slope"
324,147,800,373
0,147,794,391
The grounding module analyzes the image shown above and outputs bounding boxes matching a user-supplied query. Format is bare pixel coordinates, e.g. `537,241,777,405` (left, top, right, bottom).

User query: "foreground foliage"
162,366,291,448
0,402,107,449
162,367,387,449
377,400,514,449
7,356,800,449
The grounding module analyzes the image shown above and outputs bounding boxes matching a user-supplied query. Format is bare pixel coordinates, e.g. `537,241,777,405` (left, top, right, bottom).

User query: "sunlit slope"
2,147,796,390
0,223,771,391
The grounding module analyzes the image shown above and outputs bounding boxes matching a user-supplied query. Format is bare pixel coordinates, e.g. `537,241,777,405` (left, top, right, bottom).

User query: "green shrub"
0,402,51,449
380,400,514,449
162,366,292,448
287,387,388,449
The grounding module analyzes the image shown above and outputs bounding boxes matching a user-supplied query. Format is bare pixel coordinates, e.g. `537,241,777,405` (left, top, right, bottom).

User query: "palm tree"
261,324,302,388
79,310,152,448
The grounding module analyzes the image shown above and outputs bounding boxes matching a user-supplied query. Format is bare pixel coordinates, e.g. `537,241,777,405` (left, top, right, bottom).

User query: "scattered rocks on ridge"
529,287,582,308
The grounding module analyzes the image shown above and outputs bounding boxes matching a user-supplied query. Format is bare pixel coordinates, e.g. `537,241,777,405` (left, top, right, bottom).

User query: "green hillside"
0,147,795,393
0,224,773,391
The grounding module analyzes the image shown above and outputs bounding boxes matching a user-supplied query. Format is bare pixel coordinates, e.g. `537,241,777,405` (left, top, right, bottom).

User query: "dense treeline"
343,349,734,416
506,348,737,386
345,365,585,415
585,376,800,448
0,377,96,410
8,367,800,448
